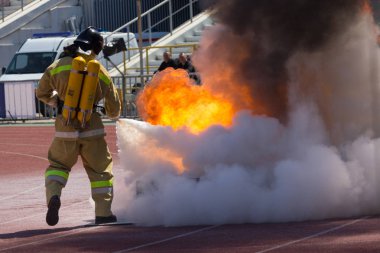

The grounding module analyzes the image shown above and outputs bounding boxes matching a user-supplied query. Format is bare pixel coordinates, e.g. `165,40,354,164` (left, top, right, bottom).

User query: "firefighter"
36,27,121,226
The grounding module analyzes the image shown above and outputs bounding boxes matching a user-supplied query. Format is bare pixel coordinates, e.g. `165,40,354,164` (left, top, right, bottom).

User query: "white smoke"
113,14,380,226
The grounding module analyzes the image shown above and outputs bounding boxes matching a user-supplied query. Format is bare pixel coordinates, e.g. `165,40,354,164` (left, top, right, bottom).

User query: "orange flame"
137,68,236,134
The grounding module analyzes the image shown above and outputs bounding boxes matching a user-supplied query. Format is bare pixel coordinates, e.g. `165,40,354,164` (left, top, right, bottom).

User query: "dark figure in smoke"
200,0,365,122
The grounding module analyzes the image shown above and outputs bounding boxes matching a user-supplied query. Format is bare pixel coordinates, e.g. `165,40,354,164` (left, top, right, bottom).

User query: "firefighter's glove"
47,90,59,108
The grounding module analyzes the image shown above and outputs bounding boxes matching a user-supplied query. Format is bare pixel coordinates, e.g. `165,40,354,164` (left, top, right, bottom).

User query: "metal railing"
0,72,202,123
97,35,140,70
1,0,41,22
100,0,199,73
111,74,153,118
105,0,198,44
101,0,201,116
109,43,198,74
100,43,198,116
32,75,154,121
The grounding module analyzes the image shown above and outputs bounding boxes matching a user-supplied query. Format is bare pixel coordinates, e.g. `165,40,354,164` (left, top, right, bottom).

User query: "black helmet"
74,26,104,55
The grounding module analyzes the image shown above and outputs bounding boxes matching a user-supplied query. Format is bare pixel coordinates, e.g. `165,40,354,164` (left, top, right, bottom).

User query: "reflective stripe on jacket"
55,129,105,138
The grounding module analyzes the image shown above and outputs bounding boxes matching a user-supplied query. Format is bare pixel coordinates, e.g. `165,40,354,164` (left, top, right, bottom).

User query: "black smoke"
200,0,365,121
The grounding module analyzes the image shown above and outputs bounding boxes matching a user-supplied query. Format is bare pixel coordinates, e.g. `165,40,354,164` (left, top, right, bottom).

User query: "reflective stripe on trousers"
91,179,113,194
55,128,105,139
45,170,69,185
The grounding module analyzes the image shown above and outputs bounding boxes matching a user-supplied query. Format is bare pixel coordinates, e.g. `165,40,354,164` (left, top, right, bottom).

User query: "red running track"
0,124,380,252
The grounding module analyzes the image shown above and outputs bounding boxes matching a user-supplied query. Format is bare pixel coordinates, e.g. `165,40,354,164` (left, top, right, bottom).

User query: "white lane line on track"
0,225,100,252
255,216,370,253
0,185,44,201
0,199,89,226
112,225,221,253
0,150,48,161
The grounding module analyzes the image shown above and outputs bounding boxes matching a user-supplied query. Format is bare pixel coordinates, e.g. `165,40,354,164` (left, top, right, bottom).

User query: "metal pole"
137,0,144,85
123,51,127,77
189,0,193,22
148,12,152,45
146,48,149,75
21,0,24,11
122,51,127,117
169,0,173,34
127,25,131,60
1,6,4,22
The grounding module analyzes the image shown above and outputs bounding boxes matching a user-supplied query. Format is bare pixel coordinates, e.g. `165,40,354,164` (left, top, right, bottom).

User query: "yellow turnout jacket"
36,53,121,140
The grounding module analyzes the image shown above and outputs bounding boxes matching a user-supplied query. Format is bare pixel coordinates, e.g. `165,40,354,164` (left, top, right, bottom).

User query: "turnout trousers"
45,136,114,217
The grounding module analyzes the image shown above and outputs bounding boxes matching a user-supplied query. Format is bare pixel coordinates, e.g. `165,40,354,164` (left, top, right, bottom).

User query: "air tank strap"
57,100,98,115
57,100,64,114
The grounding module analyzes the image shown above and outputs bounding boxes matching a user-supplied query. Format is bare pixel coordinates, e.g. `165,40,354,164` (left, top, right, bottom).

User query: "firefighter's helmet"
74,27,104,55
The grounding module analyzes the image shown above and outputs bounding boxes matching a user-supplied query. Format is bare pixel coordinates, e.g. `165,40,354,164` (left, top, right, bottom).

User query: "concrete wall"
0,0,83,69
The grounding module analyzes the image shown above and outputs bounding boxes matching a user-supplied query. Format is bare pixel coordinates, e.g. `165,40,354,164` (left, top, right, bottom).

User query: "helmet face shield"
74,27,103,55
74,40,92,52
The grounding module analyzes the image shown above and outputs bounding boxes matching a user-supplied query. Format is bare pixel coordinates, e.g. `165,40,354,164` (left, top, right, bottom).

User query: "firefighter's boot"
95,214,117,225
46,195,61,226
